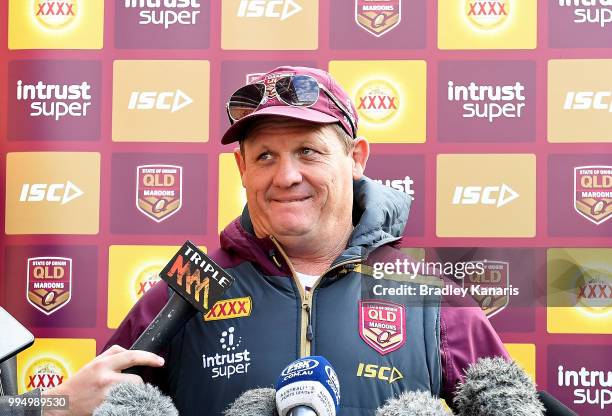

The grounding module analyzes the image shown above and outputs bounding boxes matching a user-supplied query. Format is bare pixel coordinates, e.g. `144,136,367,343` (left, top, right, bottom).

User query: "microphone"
454,357,545,416
537,391,578,416
375,390,453,415
92,382,178,416
126,241,234,372
223,388,279,416
275,356,340,416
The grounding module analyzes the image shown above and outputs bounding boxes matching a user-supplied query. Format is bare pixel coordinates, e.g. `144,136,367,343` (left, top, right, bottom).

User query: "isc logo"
356,363,403,384
452,184,519,207
128,90,193,113
237,0,302,21
19,182,84,205
564,91,612,111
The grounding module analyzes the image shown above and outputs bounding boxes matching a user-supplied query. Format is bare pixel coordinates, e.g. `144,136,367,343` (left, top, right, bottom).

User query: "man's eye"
257,152,271,161
300,148,315,156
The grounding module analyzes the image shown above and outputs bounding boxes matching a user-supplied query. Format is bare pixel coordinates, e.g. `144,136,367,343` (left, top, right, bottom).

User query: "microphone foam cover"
453,357,545,416
224,388,279,416
93,382,178,416
375,390,453,416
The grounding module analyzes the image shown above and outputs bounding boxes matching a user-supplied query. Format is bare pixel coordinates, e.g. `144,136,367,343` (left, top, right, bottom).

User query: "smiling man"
103,66,510,415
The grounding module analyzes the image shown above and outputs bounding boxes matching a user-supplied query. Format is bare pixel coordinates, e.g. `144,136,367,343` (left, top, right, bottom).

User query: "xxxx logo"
34,0,78,29
204,296,252,321
356,79,400,124
358,95,398,110
25,358,68,392
465,0,510,29
467,1,507,16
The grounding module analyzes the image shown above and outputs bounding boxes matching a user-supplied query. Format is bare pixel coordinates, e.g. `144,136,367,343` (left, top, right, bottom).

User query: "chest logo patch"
359,299,406,355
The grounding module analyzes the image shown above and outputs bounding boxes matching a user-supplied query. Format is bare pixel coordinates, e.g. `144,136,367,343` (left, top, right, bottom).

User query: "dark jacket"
105,177,509,415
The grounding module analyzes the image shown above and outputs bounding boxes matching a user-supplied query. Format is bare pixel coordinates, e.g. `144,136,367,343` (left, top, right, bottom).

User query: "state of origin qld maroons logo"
574,166,612,226
27,257,72,315
136,165,182,222
359,299,406,355
355,0,401,37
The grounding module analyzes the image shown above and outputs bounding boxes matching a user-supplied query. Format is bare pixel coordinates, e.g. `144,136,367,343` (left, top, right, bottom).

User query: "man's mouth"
272,196,311,203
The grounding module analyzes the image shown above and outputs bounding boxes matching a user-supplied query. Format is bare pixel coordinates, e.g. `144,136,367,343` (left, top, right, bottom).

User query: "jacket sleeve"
439,304,510,405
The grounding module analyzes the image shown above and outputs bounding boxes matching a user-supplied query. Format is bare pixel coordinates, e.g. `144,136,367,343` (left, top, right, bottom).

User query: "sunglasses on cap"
226,74,357,138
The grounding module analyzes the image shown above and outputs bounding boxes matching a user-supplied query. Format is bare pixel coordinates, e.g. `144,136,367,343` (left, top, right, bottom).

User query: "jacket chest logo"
359,299,406,355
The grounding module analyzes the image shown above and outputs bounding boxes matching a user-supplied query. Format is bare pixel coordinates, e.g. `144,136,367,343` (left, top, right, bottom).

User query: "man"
100,66,509,415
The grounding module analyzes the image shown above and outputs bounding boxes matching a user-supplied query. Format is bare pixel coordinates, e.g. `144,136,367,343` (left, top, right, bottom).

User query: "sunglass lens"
276,75,319,107
228,83,266,121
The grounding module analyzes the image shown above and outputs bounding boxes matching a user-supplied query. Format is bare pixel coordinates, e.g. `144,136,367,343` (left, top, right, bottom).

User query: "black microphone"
126,241,234,373
223,388,279,416
537,391,578,416
454,357,545,416
92,382,178,416
375,390,453,415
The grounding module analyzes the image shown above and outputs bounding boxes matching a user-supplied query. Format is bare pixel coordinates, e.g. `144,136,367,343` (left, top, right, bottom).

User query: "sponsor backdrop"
1,0,611,413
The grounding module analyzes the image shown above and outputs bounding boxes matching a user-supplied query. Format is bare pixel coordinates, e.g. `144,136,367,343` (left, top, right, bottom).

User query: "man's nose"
272,155,302,188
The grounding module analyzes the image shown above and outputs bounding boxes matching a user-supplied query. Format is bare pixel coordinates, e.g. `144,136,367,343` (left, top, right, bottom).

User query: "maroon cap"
221,66,358,144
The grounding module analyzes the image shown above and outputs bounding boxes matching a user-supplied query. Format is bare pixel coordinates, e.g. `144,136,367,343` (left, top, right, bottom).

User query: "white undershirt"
295,272,319,292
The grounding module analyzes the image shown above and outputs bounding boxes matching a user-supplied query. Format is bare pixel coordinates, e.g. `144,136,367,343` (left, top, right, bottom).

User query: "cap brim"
221,106,339,144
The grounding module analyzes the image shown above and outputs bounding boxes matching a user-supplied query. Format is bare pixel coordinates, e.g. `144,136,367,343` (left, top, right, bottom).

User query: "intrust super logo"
123,0,202,29
548,345,611,414
438,61,535,143
574,166,612,225
8,61,101,141
437,154,535,237
16,80,91,120
5,152,100,235
204,297,252,321
222,0,317,49
202,327,252,379
558,0,612,28
136,165,183,222
9,0,103,49
446,80,526,122
113,60,209,142
372,177,415,200
27,257,72,315
549,60,612,143
329,60,426,143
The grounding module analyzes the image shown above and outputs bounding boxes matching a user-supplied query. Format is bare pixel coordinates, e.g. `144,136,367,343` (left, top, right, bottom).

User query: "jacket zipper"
268,236,360,358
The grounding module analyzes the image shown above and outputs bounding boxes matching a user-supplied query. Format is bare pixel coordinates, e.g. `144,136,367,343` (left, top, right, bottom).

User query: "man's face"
234,119,366,243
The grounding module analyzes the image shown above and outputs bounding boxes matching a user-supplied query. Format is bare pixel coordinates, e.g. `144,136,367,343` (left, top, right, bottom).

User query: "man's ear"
233,147,247,187
351,137,370,180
